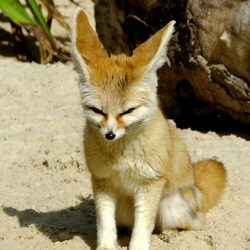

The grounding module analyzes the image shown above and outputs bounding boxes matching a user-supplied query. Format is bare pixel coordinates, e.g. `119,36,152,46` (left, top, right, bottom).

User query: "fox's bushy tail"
193,159,226,212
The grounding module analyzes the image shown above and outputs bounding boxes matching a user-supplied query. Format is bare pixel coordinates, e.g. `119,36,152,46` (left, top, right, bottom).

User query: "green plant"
0,0,70,63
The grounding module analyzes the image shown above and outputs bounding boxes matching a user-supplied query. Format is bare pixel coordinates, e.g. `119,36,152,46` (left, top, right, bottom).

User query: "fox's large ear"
132,21,175,74
72,7,108,80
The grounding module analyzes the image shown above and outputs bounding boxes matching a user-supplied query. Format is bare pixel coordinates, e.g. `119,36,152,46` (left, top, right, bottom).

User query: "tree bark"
95,0,250,128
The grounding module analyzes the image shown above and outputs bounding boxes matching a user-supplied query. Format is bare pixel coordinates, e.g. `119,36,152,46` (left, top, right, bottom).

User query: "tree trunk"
95,0,250,130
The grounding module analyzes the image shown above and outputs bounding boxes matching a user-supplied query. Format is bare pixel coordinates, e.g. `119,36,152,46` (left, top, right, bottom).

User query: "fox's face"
72,8,175,141
80,55,159,141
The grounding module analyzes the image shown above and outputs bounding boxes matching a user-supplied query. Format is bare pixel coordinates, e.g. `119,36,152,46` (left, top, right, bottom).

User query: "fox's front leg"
92,177,117,250
129,180,165,250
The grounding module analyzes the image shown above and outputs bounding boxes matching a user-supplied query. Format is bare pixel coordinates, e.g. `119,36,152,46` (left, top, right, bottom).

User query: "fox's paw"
129,238,150,250
96,229,117,250
129,245,148,250
96,245,116,250
96,239,117,250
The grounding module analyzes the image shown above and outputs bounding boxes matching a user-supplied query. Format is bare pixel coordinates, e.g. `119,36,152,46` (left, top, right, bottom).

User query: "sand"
0,1,249,249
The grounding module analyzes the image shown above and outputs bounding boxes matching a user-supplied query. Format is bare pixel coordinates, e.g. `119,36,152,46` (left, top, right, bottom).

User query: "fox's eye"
88,106,106,116
121,107,136,116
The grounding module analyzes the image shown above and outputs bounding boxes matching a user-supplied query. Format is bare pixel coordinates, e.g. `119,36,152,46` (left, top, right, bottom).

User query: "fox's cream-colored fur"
72,8,226,250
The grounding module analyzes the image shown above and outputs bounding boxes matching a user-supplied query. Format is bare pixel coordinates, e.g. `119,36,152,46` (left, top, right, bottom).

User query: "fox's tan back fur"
72,8,226,250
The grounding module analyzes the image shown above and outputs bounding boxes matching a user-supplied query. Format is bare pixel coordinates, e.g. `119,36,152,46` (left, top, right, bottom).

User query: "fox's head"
72,8,175,141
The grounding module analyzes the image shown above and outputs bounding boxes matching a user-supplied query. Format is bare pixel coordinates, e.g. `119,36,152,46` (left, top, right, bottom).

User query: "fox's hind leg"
157,187,205,232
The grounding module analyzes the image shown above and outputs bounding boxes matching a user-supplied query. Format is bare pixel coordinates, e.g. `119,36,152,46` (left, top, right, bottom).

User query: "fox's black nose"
105,131,116,140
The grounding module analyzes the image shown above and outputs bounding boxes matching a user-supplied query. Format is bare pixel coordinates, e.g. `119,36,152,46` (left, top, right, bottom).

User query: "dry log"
95,0,250,128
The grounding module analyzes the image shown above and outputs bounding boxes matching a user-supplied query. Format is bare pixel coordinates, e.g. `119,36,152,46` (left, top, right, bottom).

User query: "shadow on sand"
3,195,131,249
3,196,97,249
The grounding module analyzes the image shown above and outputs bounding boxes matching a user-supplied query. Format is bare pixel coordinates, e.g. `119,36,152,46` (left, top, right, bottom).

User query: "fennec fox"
72,8,226,250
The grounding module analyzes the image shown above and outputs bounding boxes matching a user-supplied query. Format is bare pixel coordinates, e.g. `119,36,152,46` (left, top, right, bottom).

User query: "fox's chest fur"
84,109,192,195
85,138,162,195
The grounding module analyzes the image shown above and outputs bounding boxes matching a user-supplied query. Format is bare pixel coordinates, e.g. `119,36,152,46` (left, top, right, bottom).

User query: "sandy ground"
0,1,249,250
